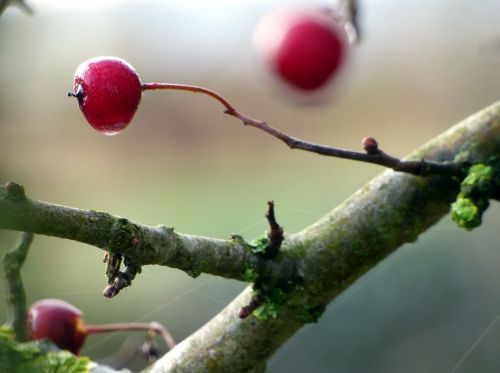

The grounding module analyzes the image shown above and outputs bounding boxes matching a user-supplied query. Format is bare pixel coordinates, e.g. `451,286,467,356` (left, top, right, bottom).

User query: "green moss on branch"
0,101,499,372
0,185,296,284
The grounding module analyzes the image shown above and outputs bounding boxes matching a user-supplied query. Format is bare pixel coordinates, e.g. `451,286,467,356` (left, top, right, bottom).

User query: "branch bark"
145,102,499,372
0,101,499,372
0,188,296,285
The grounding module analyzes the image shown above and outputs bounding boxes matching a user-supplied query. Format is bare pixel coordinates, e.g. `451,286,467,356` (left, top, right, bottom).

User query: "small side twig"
103,254,142,298
266,201,284,257
342,0,361,44
2,232,34,342
142,83,467,178
104,251,122,284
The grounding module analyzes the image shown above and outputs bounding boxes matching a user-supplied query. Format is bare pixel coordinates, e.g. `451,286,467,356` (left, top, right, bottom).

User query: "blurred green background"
1,0,499,372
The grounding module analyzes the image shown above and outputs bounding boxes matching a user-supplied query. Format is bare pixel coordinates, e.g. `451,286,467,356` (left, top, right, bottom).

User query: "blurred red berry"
70,56,142,135
27,299,88,354
255,7,348,92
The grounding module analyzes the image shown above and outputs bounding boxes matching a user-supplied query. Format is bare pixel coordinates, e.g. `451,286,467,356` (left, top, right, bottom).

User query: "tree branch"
2,232,34,342
0,190,296,287
145,102,499,372
0,101,498,372
141,83,467,177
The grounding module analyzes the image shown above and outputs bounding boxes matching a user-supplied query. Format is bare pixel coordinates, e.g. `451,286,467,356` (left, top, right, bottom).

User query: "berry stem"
142,82,466,177
86,321,175,350
142,83,235,113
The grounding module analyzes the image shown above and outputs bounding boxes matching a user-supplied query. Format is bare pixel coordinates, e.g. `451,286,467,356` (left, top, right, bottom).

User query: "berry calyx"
27,299,87,354
69,56,142,135
254,7,348,92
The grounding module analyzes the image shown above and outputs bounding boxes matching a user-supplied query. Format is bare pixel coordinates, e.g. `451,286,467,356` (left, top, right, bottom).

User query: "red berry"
254,7,348,92
70,56,142,135
27,299,88,354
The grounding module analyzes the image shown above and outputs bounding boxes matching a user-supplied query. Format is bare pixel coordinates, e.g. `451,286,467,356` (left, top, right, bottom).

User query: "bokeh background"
1,0,499,372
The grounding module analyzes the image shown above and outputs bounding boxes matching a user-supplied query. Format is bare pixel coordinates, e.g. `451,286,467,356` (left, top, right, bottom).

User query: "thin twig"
339,0,361,44
104,251,122,285
2,232,34,342
103,255,142,298
265,201,284,256
142,83,466,178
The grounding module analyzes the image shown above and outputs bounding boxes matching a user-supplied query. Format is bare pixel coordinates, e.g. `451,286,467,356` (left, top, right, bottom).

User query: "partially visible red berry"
27,298,174,357
70,56,142,135
27,299,88,354
254,7,348,92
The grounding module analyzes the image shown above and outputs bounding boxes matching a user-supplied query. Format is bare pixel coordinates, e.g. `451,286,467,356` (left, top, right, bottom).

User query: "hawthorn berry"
27,299,88,354
69,56,142,135
254,7,348,92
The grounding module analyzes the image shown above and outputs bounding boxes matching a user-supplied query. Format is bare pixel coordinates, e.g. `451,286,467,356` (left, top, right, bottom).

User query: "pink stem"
142,82,235,113
86,322,175,350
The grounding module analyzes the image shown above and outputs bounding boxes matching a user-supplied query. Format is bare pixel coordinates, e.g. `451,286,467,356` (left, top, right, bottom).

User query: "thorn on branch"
265,201,284,257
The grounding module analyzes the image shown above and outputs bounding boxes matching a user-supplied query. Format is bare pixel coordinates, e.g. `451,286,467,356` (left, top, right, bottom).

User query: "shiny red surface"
72,56,142,135
275,16,345,90
256,8,347,92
